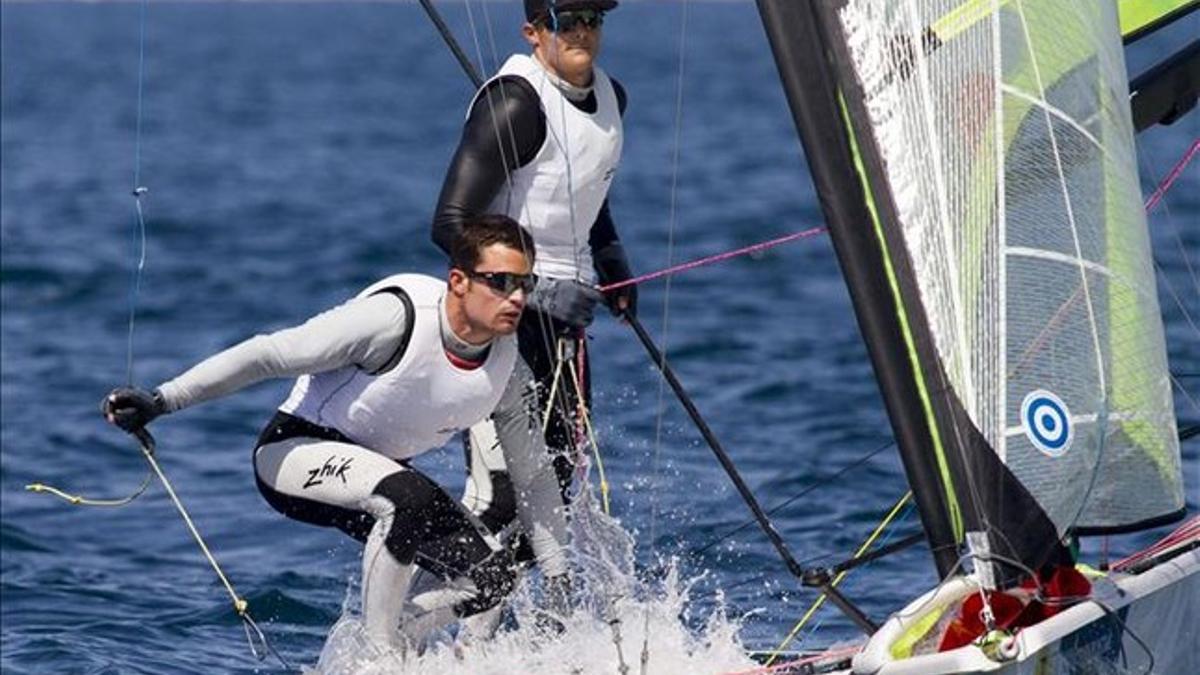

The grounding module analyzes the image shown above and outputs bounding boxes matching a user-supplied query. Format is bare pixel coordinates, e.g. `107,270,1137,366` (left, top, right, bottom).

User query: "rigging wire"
454,0,586,481
1141,138,1200,416
417,0,1200,662
641,2,691,670
534,4,630,660
1158,267,1200,338
1170,372,1200,416
1149,148,1200,319
126,0,150,387
28,3,291,666
134,431,291,668
762,493,913,666
418,0,483,88
689,440,895,558
458,0,567,385
448,3,630,665
482,0,597,485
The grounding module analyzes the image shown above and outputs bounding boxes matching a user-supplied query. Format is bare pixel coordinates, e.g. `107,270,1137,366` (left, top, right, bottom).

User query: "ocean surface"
2,2,1197,673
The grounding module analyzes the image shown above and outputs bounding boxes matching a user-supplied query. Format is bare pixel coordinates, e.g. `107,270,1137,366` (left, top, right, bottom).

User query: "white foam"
309,486,758,675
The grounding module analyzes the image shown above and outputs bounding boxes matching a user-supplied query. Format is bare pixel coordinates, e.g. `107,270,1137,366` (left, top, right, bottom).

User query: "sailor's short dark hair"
450,214,536,271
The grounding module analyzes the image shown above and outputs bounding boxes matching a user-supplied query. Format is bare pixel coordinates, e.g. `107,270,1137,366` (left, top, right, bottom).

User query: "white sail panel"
836,0,1182,546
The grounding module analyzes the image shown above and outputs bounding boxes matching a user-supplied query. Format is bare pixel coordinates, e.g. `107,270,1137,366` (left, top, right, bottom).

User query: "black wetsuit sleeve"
588,201,620,251
432,76,546,256
612,78,627,116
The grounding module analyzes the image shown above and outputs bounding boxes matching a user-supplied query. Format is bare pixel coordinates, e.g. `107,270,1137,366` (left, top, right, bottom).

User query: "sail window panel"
1005,256,1106,403
1003,257,1181,532
837,0,1184,546
1003,258,1109,534
1076,256,1182,530
1002,94,1108,263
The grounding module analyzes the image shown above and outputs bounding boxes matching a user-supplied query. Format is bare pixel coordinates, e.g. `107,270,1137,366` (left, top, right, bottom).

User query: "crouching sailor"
101,215,537,652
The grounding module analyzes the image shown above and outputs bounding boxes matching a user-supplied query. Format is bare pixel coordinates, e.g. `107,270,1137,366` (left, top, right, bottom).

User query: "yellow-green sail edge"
837,93,966,544
1119,0,1198,43
927,0,1197,48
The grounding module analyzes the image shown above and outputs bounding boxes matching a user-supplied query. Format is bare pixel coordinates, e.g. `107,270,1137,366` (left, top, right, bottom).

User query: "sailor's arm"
102,294,409,431
431,76,544,256
589,201,637,318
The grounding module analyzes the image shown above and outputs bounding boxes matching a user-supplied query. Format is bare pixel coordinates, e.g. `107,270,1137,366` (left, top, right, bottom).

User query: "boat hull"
846,549,1198,674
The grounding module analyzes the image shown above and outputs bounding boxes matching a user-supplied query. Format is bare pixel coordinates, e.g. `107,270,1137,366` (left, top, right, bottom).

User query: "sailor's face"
524,12,603,87
459,244,532,336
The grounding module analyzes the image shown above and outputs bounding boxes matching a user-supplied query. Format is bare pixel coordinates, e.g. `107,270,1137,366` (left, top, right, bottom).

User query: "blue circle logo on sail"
1021,390,1073,457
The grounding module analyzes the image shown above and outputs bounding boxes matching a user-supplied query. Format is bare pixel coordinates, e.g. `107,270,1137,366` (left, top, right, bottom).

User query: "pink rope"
597,227,828,292
1145,137,1199,213
603,139,1194,295
1111,515,1199,571
721,645,862,675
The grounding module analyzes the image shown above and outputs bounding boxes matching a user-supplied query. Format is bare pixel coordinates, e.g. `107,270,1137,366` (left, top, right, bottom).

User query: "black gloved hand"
101,387,166,433
593,242,638,319
527,277,604,329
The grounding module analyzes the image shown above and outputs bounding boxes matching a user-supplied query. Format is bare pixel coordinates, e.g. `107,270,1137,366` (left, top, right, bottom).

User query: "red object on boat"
937,565,1091,652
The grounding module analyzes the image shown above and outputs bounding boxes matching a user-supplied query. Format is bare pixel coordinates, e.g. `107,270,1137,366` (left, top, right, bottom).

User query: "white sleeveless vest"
279,274,517,461
472,54,623,284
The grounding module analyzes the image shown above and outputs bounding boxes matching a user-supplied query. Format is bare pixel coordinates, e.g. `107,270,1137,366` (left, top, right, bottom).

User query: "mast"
753,0,961,578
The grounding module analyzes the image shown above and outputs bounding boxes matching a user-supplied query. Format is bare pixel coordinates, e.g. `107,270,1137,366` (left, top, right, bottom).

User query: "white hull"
840,549,1199,674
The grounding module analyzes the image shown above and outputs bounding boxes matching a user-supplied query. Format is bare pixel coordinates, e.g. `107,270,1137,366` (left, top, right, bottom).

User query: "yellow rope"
29,433,287,665
763,491,913,667
135,442,246,613
536,336,613,515
566,356,611,515
138,439,291,664
542,338,568,435
25,472,152,507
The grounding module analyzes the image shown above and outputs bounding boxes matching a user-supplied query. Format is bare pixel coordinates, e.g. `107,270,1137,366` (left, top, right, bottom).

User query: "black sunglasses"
467,270,537,296
540,8,605,33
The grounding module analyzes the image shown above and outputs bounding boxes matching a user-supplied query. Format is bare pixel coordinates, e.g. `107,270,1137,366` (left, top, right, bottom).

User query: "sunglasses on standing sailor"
538,8,605,33
466,270,538,296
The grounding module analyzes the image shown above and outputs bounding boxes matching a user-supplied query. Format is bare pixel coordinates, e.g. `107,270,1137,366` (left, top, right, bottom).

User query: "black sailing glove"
101,387,166,433
593,242,638,318
527,277,604,329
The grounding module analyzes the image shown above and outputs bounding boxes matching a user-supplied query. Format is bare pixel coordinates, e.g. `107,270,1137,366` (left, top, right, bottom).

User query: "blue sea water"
2,2,1197,673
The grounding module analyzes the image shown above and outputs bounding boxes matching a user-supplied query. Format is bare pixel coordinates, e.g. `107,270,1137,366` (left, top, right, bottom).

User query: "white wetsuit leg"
254,432,515,649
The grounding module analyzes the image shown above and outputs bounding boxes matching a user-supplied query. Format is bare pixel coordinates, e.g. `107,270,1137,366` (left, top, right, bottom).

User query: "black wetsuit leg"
253,413,515,645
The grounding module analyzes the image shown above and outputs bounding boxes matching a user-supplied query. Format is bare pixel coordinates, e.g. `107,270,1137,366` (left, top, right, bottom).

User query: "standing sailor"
431,0,637,616
102,216,536,651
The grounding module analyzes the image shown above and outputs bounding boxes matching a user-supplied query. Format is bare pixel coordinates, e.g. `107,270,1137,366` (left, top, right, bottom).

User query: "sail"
761,0,1185,587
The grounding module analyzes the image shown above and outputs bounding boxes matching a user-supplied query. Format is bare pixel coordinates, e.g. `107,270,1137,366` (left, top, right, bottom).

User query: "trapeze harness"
431,54,626,572
156,273,517,647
